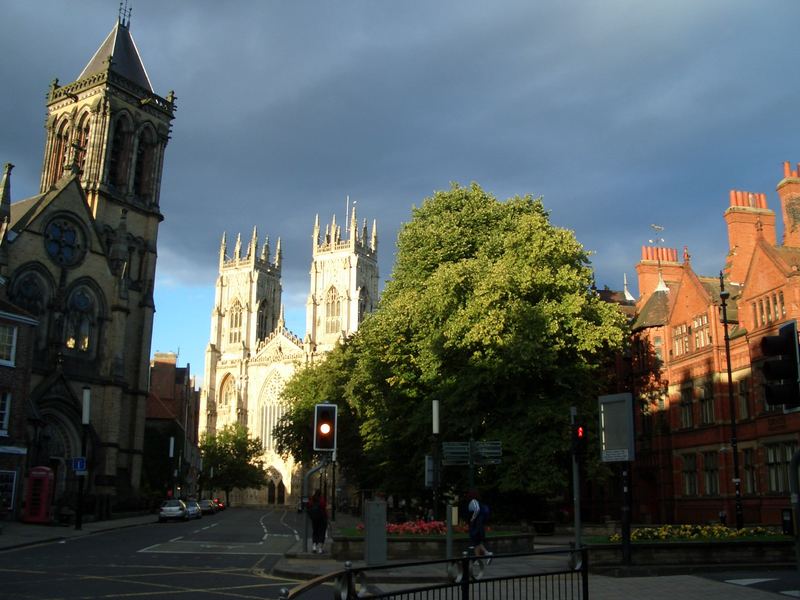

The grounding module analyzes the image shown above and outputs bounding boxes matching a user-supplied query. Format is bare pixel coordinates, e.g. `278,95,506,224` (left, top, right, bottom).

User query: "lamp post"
432,399,440,520
75,386,90,530
719,272,744,530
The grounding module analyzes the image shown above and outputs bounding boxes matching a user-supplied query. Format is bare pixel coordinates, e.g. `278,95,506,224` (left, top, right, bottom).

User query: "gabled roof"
632,287,672,330
9,175,83,234
78,21,152,92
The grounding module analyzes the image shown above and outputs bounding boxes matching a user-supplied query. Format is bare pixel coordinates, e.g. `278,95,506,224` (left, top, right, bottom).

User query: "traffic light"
761,321,800,408
571,421,587,456
313,403,338,451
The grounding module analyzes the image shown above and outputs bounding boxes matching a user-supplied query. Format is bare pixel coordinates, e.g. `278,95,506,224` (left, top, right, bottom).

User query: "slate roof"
77,21,152,92
632,288,670,331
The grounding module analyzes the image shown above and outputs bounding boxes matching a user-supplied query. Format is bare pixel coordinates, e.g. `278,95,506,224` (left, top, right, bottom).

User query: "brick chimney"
635,246,681,301
778,161,800,248
724,189,775,285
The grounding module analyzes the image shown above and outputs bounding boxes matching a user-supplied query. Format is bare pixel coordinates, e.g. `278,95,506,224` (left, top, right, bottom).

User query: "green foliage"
274,183,629,499
199,424,267,496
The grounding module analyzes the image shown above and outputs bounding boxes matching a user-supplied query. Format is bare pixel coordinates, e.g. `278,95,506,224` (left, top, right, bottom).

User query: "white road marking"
169,536,183,542
725,579,778,586
779,591,800,597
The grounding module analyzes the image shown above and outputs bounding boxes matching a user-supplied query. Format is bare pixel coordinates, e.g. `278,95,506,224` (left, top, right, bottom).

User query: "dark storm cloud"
4,0,800,303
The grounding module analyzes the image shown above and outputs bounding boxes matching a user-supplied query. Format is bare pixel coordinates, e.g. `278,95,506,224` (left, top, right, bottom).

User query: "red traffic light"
313,404,338,451
576,425,585,438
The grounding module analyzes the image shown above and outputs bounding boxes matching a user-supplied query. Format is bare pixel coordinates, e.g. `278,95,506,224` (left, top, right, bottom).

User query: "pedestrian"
467,490,492,563
307,489,328,554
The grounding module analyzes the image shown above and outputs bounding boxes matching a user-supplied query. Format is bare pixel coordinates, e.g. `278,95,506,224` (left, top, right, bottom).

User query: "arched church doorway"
267,480,276,504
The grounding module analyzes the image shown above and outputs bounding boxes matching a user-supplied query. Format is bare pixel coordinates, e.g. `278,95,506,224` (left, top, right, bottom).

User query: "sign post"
599,393,635,565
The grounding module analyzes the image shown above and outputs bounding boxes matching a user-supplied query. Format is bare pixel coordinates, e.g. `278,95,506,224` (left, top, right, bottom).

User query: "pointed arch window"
133,127,156,203
10,270,52,350
47,119,71,188
64,286,98,354
257,299,271,341
228,301,243,344
108,116,133,190
75,112,91,176
358,288,371,325
220,376,236,408
325,287,341,334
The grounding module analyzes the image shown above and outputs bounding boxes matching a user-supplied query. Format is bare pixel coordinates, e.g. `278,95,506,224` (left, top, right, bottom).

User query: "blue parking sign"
73,457,86,472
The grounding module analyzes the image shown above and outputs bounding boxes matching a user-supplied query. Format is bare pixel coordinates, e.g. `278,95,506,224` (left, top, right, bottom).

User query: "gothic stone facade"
199,211,378,505
1,17,174,515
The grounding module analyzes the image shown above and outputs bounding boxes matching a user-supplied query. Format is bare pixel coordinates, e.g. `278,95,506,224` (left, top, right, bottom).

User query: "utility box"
364,500,387,565
783,509,794,535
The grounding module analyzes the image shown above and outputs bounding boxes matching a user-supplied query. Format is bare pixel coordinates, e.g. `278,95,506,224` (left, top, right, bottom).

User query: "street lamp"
719,272,744,530
75,386,90,530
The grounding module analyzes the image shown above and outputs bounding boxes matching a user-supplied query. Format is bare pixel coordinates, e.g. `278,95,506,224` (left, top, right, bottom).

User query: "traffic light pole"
719,274,744,530
570,406,582,550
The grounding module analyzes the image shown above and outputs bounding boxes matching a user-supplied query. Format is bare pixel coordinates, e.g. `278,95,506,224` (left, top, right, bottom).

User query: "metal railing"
279,547,588,600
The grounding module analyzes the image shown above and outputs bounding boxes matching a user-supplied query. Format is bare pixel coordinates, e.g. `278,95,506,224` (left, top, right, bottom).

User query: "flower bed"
608,524,785,543
355,519,471,536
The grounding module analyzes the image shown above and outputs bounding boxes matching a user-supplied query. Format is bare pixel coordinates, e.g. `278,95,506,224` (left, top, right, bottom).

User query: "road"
0,507,316,600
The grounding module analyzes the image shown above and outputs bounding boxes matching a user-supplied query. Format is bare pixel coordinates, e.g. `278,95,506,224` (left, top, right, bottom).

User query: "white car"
158,499,187,522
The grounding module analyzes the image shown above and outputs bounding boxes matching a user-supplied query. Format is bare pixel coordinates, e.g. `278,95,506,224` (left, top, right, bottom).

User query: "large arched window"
358,288,371,325
325,287,341,334
108,115,133,190
63,285,99,355
47,119,71,188
133,127,156,203
75,112,91,175
228,301,242,344
220,376,236,408
9,269,52,350
257,299,272,341
259,375,285,452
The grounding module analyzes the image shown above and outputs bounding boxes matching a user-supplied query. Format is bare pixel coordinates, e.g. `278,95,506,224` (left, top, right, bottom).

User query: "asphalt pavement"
0,511,794,599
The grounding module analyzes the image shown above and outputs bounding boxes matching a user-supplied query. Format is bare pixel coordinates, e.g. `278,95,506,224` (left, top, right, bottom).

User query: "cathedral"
1,15,174,515
198,210,379,505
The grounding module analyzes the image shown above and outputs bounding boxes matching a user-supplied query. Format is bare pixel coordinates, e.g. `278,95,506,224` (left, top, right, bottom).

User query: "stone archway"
277,480,286,504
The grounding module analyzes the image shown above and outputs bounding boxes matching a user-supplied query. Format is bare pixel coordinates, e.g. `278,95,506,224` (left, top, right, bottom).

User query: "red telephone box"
23,466,54,523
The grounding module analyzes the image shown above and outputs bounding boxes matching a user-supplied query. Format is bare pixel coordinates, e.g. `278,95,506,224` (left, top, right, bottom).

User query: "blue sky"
3,1,800,385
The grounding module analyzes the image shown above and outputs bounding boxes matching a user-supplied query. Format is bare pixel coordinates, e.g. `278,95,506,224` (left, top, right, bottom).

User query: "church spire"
370,219,378,252
219,232,227,267
249,226,258,259
275,237,282,268
260,235,270,262
233,233,242,259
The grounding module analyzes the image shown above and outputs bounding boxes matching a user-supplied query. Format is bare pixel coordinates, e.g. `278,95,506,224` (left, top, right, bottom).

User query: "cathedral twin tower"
199,207,379,503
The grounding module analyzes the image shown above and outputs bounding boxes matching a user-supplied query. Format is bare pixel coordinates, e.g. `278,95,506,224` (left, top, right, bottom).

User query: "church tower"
39,12,175,284
1,14,175,511
306,205,379,356
201,230,283,434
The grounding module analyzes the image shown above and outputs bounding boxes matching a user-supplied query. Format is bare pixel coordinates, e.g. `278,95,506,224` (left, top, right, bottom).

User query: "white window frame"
0,392,10,436
0,325,17,367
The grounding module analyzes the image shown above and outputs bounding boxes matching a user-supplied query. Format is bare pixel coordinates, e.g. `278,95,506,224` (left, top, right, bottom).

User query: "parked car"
158,499,188,522
185,500,202,520
199,499,217,515
213,498,226,511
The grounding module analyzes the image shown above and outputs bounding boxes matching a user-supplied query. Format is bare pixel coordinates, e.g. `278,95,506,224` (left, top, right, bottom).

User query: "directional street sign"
73,456,87,475
441,441,502,466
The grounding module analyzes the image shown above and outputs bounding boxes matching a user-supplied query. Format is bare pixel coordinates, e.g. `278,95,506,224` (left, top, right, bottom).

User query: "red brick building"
0,298,38,519
629,161,800,526
144,353,200,499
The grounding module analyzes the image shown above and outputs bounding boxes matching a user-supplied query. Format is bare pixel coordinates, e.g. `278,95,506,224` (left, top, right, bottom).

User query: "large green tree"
199,424,267,505
275,183,629,497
